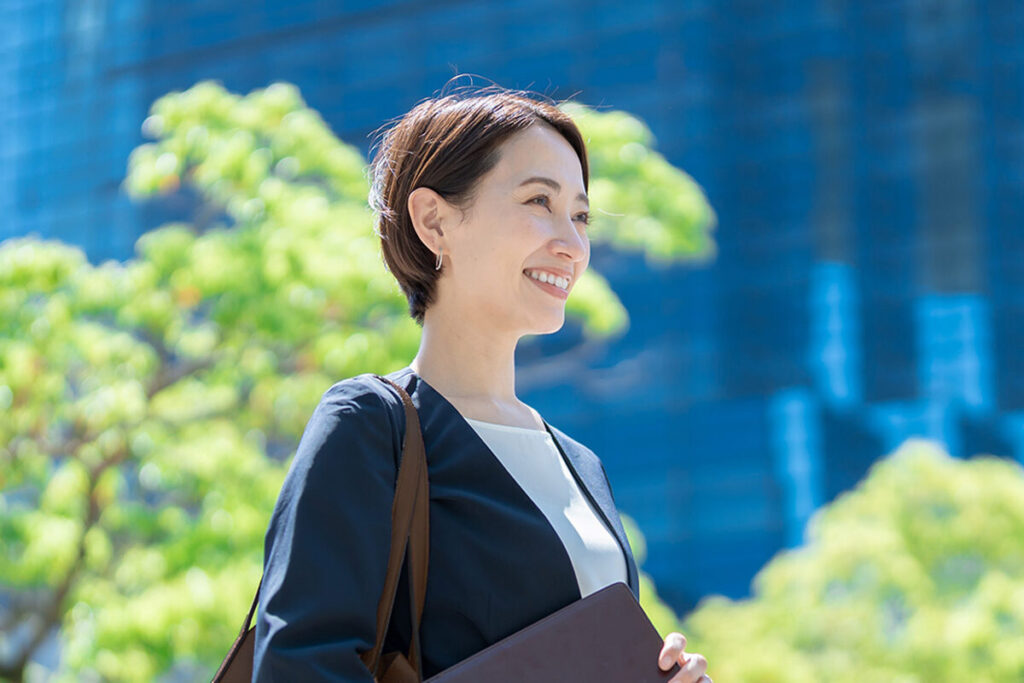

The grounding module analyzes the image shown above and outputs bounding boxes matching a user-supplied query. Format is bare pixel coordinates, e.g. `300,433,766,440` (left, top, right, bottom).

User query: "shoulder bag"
211,373,428,682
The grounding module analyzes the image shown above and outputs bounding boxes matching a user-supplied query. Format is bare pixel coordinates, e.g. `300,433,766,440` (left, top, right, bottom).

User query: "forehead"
488,124,584,188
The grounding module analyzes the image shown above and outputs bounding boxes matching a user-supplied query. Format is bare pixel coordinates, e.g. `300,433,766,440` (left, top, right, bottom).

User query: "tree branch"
6,447,130,679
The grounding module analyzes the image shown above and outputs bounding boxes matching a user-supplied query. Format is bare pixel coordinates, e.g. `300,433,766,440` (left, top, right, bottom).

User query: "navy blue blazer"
252,366,640,681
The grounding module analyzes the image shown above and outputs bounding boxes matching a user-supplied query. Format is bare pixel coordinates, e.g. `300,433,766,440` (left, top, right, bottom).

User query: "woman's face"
437,122,591,337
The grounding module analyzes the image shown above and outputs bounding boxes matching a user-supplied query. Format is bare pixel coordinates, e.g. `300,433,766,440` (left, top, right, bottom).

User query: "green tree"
0,80,715,681
681,440,1024,683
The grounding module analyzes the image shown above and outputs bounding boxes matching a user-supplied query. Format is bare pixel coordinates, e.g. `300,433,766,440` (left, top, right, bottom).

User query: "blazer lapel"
389,366,641,600
542,421,640,599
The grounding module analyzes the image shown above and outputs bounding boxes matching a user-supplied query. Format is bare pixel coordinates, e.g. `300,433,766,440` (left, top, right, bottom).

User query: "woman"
252,85,710,682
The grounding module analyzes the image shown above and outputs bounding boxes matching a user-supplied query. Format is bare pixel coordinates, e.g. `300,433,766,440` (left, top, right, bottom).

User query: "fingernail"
659,655,671,668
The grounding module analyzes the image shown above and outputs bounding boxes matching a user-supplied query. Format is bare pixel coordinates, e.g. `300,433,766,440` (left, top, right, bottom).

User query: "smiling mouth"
524,271,569,300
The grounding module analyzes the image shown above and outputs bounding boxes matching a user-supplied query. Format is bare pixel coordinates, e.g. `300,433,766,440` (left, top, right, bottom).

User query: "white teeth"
525,269,569,291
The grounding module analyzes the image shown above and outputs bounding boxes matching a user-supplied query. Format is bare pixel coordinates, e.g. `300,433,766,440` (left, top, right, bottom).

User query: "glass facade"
5,0,1024,615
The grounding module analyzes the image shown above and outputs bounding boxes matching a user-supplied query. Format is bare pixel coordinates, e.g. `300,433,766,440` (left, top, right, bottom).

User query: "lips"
524,271,569,300
523,268,572,287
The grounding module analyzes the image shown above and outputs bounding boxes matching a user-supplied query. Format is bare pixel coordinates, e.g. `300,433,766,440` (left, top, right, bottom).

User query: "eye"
528,195,551,209
528,195,589,228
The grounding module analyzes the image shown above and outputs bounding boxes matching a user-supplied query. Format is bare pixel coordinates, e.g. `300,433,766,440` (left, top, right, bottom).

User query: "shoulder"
316,372,395,416
288,373,404,478
304,372,410,436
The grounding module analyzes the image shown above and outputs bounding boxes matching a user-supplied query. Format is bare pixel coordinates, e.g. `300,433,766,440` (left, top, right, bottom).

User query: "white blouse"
463,416,628,598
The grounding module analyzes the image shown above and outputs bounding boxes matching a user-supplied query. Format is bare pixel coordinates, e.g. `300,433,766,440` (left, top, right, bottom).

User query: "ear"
407,187,451,258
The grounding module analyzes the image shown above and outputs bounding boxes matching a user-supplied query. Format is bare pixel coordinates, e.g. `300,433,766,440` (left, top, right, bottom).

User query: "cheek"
579,236,592,267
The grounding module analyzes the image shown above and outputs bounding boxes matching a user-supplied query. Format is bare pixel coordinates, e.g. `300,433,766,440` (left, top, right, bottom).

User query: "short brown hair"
367,84,589,326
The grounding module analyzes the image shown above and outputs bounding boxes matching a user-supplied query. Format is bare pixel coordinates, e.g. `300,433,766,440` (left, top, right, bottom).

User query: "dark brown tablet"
426,581,681,683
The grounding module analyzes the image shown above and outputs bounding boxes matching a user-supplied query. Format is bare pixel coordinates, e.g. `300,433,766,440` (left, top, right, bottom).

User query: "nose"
551,215,588,263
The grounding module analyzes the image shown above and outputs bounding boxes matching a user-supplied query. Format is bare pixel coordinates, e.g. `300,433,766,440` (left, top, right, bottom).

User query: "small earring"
435,247,443,271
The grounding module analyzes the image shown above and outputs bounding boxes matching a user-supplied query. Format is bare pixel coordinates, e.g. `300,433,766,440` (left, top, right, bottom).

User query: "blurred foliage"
0,80,713,681
621,514,685,638
680,440,1024,683
557,101,716,336
560,101,716,265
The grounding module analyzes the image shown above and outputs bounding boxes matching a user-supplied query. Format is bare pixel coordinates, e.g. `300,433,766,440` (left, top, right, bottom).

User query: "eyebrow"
518,176,589,207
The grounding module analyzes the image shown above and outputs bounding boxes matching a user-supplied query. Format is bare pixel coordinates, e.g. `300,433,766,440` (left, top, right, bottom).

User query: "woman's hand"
658,631,711,683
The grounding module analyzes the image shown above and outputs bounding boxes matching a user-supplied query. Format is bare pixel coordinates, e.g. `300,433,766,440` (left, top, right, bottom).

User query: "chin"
533,311,566,335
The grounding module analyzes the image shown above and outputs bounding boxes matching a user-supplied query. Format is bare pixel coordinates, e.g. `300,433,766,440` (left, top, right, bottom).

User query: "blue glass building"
4,0,1023,616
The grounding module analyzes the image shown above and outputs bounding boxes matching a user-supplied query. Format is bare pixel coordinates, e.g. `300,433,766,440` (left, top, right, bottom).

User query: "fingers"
667,661,709,683
659,631,710,683
658,632,686,670
666,648,708,683
678,652,707,679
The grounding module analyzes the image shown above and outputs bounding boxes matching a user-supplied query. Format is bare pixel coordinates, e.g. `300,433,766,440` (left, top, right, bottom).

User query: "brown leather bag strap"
406,420,429,673
226,374,428,682
362,374,429,679
237,575,263,638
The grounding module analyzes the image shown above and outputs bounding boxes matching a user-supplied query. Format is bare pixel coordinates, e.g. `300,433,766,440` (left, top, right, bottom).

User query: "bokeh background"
4,0,1024,681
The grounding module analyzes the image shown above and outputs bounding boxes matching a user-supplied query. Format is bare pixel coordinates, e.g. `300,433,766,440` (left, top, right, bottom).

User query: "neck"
409,301,521,407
